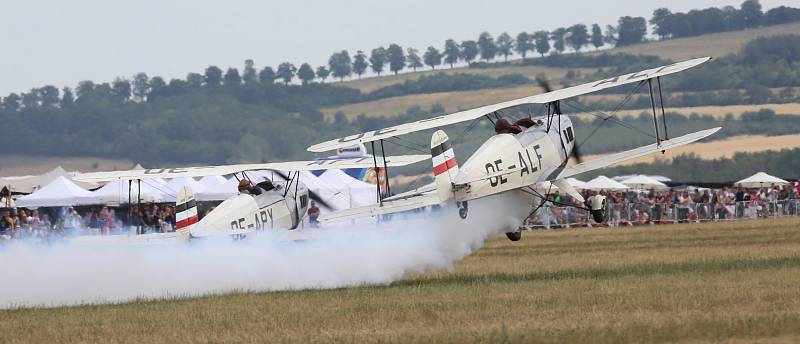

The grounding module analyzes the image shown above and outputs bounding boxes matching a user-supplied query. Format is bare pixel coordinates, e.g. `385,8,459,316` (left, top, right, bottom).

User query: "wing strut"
380,139,391,197
647,79,662,146
657,76,670,140
370,141,382,206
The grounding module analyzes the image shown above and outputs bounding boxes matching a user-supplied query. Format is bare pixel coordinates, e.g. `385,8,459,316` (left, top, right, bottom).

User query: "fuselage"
189,179,310,237
453,115,575,202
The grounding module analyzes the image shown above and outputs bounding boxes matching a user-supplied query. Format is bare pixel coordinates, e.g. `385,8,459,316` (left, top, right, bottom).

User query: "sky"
0,0,793,95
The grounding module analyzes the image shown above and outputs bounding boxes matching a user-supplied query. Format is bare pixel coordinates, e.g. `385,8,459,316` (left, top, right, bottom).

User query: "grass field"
1,217,798,343
584,134,800,166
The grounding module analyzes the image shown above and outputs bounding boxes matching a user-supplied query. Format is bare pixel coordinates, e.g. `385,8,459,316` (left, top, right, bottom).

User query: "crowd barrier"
527,200,800,228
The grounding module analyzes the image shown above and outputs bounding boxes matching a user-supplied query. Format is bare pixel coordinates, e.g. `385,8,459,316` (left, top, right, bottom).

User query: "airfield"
1,217,798,343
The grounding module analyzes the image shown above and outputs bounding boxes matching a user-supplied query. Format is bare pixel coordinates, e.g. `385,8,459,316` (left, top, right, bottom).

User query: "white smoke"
0,193,527,308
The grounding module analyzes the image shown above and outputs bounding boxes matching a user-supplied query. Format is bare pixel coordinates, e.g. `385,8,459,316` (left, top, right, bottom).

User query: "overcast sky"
0,0,793,95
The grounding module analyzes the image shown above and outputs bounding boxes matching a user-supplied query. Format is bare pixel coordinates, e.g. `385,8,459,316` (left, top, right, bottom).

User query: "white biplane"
72,155,428,241
308,57,722,241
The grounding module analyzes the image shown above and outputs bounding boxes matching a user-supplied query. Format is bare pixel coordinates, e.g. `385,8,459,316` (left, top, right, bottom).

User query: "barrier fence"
527,199,800,229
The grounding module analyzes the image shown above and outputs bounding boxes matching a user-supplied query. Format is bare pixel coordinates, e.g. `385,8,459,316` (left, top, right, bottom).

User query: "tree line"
650,1,800,40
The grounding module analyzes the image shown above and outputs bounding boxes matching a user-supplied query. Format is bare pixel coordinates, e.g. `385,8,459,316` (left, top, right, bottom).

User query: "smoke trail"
0,193,527,308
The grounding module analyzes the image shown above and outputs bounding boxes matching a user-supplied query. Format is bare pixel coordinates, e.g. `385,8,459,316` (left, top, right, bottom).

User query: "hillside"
338,22,800,93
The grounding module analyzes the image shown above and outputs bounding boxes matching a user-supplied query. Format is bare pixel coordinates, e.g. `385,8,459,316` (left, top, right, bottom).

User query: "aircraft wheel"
458,201,468,219
505,231,522,241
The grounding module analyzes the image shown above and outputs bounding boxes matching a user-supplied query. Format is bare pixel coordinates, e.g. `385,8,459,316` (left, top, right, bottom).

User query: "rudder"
175,186,199,240
431,130,458,202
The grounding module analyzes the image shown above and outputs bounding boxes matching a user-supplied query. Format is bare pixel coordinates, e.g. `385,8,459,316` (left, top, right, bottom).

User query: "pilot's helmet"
238,179,252,192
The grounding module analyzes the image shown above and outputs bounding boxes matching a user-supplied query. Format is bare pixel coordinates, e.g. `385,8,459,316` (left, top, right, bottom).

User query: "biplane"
308,57,722,241
72,155,428,241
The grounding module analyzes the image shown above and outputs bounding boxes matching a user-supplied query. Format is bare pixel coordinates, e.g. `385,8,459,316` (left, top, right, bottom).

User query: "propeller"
571,144,584,164
535,74,553,93
270,170,332,209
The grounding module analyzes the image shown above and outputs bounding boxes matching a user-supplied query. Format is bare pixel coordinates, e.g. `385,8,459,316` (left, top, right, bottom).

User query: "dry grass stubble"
0,218,798,343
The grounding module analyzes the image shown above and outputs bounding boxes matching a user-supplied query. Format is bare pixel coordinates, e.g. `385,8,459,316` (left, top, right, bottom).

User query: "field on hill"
584,134,800,166
0,155,134,177
1,218,798,343
338,22,800,94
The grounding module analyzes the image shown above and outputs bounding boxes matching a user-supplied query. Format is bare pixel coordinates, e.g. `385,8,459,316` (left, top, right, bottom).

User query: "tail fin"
431,130,459,202
175,186,199,240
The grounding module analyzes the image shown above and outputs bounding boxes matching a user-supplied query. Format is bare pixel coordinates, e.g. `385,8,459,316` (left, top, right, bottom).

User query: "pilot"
494,118,522,135
237,179,262,195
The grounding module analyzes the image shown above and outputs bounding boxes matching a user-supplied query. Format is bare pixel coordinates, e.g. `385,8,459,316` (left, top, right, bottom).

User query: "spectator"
307,200,320,227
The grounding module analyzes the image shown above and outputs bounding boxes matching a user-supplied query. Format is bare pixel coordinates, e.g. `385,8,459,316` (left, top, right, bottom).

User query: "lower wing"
319,191,441,223
552,127,721,180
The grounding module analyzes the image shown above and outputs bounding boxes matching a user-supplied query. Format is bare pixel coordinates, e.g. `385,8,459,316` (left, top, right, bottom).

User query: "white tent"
15,176,100,207
196,175,237,201
199,175,228,187
566,177,586,189
1,166,97,193
734,172,789,188
318,169,380,208
584,175,629,191
621,175,668,190
92,179,174,205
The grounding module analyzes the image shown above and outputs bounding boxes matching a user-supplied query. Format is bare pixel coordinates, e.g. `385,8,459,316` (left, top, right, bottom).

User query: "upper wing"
553,127,722,180
308,57,712,153
73,155,429,182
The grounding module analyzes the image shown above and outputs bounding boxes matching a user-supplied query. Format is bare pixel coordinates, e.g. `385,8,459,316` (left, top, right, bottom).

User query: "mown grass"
1,218,799,343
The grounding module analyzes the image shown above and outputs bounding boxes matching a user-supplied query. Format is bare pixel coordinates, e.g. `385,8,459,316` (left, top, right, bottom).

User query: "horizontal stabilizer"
554,127,722,180
73,155,429,182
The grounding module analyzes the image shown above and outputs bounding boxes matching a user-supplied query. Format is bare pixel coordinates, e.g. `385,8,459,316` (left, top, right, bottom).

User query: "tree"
297,63,315,85
353,50,368,79
514,32,532,60
764,6,800,25
591,24,604,50
650,8,673,39
423,46,442,70
460,40,479,64
566,24,589,53
2,93,20,111
223,68,242,86
550,28,567,54
443,39,460,68
740,0,763,28
369,47,387,76
328,50,353,81
60,87,74,108
387,43,406,75
258,67,276,84
76,81,95,99
149,76,167,100
533,31,550,56
276,62,297,85
39,85,60,107
112,78,132,100
316,66,330,83
204,66,222,86
243,59,258,84
132,73,149,101
496,32,514,61
477,32,497,61
616,16,647,46
186,73,204,87
406,47,423,72
604,24,618,45
21,90,40,109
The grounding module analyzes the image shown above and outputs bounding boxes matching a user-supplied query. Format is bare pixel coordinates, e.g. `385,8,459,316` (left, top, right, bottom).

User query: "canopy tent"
1,166,97,194
566,178,586,189
583,175,629,191
734,172,789,188
196,175,237,201
199,175,228,187
92,179,174,205
621,175,668,190
318,169,380,208
15,176,100,207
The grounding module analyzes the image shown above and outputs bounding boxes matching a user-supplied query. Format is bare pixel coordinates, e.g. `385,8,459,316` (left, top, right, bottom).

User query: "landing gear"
505,231,522,241
590,195,607,223
458,201,468,219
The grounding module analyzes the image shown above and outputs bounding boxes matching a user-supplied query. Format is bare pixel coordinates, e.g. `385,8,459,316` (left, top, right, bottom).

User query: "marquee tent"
15,176,100,207
583,175,629,191
734,172,789,188
318,169,379,208
92,179,174,205
621,175,668,190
